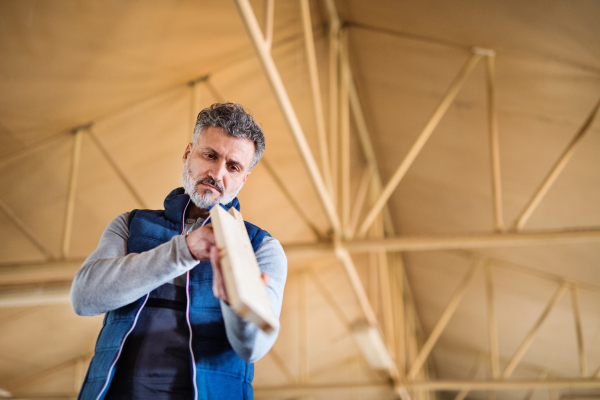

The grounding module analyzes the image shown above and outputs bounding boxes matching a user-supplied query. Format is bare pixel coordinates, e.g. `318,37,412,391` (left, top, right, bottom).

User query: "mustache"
196,177,224,194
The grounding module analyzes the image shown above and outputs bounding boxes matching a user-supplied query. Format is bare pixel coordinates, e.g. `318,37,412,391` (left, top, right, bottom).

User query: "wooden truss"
0,0,599,398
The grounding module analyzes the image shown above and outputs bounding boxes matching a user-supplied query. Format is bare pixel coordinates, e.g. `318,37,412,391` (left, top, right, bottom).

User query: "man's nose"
209,160,227,182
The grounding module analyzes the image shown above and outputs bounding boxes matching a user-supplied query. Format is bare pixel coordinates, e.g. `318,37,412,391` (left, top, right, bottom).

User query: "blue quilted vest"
78,188,270,400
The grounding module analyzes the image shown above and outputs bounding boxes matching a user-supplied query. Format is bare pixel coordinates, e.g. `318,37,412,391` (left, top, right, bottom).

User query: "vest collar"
164,187,241,224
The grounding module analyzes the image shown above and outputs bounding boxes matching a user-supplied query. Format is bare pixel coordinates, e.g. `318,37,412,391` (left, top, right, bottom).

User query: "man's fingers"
261,272,269,286
209,246,228,303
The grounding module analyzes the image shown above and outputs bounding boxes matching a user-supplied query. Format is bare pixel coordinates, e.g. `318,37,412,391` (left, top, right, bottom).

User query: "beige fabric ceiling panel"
1,1,599,399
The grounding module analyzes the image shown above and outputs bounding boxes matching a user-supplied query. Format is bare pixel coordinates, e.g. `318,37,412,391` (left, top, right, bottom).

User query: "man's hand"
185,224,216,261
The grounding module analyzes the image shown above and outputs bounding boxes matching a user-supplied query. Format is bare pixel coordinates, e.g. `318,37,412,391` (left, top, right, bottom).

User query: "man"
71,103,287,400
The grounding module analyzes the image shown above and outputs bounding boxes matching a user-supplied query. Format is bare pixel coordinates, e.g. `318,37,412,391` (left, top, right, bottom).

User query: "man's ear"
182,142,193,164
242,171,251,184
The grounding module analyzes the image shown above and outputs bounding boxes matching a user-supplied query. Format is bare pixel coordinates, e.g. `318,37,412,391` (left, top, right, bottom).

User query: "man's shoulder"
243,220,272,251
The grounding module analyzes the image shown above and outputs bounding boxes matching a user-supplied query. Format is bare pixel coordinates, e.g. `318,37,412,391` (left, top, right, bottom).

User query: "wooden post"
336,247,378,326
261,158,323,240
393,254,406,375
87,129,147,209
189,81,199,142
340,28,351,232
263,0,274,50
299,272,309,384
502,282,568,378
300,0,333,197
453,353,483,400
513,96,600,230
268,348,296,383
570,286,587,377
309,270,350,327
485,55,504,232
357,52,483,238
203,79,226,104
521,370,548,400
346,56,395,236
324,0,340,204
62,129,84,259
379,252,396,356
408,257,482,380
348,167,372,238
234,0,341,234
484,262,500,378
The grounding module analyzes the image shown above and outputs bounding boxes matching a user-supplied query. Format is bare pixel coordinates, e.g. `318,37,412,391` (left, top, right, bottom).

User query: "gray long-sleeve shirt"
70,212,287,363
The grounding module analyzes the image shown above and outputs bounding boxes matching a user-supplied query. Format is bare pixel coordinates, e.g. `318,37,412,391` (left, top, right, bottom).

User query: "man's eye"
229,165,239,172
205,153,215,159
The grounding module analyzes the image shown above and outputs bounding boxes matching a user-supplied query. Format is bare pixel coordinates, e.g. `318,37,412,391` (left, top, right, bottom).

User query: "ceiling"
0,1,599,399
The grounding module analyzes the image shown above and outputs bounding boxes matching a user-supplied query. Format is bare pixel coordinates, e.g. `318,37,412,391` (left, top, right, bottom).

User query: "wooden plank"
210,205,278,333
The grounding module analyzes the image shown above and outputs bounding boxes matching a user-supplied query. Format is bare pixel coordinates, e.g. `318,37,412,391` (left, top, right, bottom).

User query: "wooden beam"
484,262,500,379
254,382,392,398
234,0,341,233
87,129,148,209
346,55,395,236
299,272,309,383
199,78,324,241
0,199,54,260
340,28,351,231
263,0,274,50
502,282,569,378
570,286,588,377
203,78,226,104
0,287,71,307
393,254,406,376
0,260,82,287
335,247,378,326
408,258,482,379
324,0,340,205
379,252,396,356
300,0,333,197
0,133,68,169
452,249,600,295
309,269,350,327
485,55,504,232
513,96,600,230
62,129,84,259
189,80,199,142
347,167,372,238
521,370,548,400
453,353,483,400
404,378,600,391
261,158,324,240
357,52,483,237
256,377,600,398
336,247,399,380
282,228,600,255
268,348,296,384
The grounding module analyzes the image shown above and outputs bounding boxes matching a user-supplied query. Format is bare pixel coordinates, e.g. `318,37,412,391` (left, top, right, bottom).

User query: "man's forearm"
220,236,287,363
70,213,198,316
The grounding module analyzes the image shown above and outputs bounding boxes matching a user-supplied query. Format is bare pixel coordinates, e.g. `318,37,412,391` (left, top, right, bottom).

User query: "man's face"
181,126,255,209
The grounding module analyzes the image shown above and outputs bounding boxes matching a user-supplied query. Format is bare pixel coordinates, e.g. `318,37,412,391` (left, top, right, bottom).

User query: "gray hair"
192,102,265,170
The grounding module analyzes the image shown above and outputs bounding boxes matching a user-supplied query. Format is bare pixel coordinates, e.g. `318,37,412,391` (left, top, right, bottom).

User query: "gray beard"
181,161,243,210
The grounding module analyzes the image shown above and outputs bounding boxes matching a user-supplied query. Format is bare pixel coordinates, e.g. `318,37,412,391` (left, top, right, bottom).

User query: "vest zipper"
95,294,149,400
181,199,199,400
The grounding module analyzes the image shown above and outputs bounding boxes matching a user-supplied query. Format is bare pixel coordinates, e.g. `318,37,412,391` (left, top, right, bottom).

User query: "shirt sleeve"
70,212,199,316
219,236,288,363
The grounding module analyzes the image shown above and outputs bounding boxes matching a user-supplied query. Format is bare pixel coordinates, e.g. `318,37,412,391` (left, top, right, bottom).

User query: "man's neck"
186,203,210,221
